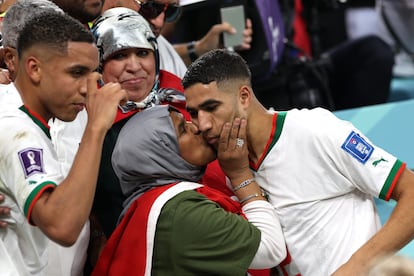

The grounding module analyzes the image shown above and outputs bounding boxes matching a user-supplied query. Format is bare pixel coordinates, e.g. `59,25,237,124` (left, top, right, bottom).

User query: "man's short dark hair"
17,11,95,58
182,49,252,89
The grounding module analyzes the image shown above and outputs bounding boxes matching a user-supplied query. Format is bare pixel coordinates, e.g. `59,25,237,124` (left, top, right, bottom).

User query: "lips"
206,136,219,146
74,103,85,112
121,77,139,84
121,76,145,86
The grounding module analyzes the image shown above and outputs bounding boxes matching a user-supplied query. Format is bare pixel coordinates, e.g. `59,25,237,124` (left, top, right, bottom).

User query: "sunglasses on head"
134,0,182,23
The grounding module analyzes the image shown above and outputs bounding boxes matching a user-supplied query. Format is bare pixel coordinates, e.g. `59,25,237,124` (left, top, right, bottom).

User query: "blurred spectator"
50,0,103,24
171,0,394,110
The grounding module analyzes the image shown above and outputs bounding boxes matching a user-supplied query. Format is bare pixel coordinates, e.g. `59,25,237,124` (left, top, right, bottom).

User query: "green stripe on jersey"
379,159,404,200
24,181,57,217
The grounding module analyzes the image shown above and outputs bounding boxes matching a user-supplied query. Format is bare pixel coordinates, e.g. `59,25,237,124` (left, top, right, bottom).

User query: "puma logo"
372,157,388,167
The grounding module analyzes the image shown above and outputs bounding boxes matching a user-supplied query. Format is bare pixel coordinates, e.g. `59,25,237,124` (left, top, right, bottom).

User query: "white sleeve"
242,200,286,269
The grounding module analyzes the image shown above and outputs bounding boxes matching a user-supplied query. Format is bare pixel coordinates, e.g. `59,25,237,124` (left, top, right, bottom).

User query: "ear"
24,56,42,84
4,47,17,80
238,85,252,107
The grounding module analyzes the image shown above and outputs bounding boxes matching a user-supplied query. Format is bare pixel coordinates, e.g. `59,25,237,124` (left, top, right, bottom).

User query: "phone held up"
220,3,245,49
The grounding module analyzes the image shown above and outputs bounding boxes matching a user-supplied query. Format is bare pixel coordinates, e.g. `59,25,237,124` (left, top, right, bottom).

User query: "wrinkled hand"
198,18,253,54
235,18,253,51
217,117,250,180
0,194,10,228
197,22,231,54
85,72,128,132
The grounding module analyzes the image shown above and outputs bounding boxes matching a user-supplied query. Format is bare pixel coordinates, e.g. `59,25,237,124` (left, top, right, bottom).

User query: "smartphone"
220,5,245,48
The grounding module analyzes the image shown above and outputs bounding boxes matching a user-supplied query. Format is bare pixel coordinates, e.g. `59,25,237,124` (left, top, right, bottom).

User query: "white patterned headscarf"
92,7,162,110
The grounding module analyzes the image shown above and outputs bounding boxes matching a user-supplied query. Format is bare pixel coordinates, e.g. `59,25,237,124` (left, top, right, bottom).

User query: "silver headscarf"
92,7,162,110
112,105,205,215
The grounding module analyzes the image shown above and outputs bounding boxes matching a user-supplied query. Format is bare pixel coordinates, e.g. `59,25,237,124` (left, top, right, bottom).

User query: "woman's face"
170,111,217,166
102,47,156,102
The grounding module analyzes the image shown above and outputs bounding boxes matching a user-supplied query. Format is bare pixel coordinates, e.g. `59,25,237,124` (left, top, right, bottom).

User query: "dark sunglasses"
134,0,182,23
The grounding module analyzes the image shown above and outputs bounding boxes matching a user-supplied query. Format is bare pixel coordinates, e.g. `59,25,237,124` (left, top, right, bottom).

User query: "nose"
125,54,142,72
196,111,212,133
79,77,88,96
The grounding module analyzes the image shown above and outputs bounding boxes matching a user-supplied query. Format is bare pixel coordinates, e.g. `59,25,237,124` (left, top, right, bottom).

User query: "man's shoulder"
284,107,340,128
0,107,27,123
0,83,22,109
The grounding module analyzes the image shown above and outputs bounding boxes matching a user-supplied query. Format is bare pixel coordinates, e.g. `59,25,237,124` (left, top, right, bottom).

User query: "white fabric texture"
157,35,187,78
242,200,286,268
253,108,402,275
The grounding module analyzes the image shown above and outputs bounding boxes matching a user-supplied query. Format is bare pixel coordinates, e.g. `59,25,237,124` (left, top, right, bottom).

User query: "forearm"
334,168,414,274
174,43,191,66
31,124,106,246
350,197,414,264
174,41,201,66
243,200,286,269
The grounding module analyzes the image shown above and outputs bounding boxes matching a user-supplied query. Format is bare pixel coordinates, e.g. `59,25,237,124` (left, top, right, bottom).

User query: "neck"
14,79,51,123
246,105,275,164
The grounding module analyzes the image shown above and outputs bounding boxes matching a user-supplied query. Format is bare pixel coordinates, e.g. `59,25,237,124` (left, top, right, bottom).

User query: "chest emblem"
18,147,45,178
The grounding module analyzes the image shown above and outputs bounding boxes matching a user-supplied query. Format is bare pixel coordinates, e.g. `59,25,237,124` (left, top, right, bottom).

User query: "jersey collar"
249,112,286,171
19,105,51,139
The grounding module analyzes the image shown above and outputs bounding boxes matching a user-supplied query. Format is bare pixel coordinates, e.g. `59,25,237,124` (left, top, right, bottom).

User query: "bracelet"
187,41,198,62
233,178,255,192
239,190,268,204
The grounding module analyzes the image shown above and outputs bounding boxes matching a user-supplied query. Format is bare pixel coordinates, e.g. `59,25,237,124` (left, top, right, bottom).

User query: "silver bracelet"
233,178,255,192
239,193,259,204
239,190,267,204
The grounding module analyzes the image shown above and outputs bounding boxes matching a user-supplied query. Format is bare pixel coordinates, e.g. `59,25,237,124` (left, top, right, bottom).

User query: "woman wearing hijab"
93,105,286,275
88,12,235,273
91,7,190,239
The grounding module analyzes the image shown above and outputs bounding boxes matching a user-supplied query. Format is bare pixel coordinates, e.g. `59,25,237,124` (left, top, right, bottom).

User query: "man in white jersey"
183,49,414,276
0,11,126,274
0,1,92,274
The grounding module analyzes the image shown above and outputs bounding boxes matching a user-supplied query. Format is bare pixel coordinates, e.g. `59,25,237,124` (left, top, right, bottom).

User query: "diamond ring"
236,138,244,148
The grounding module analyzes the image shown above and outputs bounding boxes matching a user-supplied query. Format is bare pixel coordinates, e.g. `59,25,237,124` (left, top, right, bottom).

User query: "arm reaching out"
175,18,253,65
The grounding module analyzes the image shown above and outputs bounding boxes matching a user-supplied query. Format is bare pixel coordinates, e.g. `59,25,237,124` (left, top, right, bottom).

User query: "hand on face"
85,72,128,132
217,117,250,180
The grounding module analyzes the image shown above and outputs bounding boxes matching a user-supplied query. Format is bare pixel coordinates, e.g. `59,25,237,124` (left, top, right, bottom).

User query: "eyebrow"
186,99,222,112
66,65,92,73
